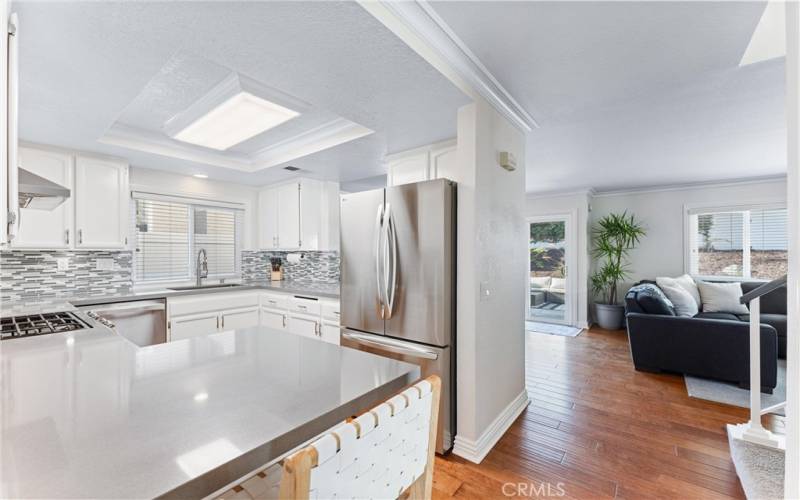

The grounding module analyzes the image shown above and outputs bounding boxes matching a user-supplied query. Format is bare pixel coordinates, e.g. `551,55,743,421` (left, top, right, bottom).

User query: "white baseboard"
452,389,529,463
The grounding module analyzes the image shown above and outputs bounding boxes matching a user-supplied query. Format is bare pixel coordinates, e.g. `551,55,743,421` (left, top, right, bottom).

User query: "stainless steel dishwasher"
79,299,167,347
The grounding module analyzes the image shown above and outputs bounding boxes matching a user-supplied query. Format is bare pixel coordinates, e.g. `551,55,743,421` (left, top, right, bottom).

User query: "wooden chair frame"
278,375,441,500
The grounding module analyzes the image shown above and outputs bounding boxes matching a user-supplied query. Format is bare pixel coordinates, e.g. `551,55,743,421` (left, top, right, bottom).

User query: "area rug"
685,361,786,415
726,425,784,500
525,321,582,337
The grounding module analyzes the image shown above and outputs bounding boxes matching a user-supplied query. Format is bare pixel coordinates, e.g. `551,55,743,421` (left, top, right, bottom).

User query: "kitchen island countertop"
0,326,418,499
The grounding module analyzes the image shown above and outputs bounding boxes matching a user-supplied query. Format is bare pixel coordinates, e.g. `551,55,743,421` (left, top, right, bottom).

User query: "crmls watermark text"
501,482,567,497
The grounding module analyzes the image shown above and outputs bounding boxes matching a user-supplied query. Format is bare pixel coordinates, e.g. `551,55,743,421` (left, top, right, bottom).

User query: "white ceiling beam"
358,0,538,132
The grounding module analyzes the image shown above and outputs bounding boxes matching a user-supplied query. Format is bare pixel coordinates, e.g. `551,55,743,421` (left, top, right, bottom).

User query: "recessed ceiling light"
174,92,299,151
193,174,209,179
193,392,209,402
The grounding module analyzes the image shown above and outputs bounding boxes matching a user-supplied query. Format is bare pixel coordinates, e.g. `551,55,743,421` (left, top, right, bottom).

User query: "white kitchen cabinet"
75,156,128,249
258,178,339,251
260,307,287,330
13,146,73,248
386,139,456,187
170,312,220,341
277,182,300,249
221,307,260,331
258,186,279,249
287,312,320,340
319,323,341,345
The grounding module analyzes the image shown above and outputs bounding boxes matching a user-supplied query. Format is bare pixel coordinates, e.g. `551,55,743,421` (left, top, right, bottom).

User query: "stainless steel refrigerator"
339,178,456,453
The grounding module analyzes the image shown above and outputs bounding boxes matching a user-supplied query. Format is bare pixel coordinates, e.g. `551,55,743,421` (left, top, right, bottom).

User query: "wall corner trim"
452,389,530,463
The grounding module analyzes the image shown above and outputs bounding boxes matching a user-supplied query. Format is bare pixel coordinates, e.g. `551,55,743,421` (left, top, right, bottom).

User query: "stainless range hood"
18,168,71,210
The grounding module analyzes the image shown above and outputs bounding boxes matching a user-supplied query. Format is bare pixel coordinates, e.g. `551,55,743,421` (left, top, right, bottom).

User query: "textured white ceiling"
17,1,468,185
431,1,786,193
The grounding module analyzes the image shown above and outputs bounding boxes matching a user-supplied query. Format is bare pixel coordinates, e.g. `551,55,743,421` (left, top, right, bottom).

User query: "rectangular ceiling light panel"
173,92,300,151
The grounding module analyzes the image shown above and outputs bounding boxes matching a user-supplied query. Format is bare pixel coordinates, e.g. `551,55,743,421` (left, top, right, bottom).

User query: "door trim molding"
527,212,578,327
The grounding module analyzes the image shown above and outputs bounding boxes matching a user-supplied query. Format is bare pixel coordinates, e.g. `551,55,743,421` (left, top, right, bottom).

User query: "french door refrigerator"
340,178,456,453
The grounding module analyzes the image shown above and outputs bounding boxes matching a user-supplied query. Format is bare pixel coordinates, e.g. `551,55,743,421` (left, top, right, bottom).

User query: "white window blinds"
133,194,243,283
689,206,787,280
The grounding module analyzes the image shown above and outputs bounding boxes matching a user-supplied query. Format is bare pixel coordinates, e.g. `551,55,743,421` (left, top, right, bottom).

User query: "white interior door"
527,214,577,326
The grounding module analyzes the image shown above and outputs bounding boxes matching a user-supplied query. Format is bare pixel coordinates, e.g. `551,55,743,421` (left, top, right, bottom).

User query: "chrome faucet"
196,248,208,286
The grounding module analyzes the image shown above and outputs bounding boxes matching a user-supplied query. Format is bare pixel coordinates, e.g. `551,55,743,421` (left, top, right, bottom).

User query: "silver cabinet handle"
65,229,70,244
374,203,385,316
78,229,83,244
282,314,287,328
216,316,220,330
341,331,439,360
221,315,225,329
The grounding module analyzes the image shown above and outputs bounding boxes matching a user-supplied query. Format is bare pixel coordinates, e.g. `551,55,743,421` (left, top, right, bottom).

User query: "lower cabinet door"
287,313,319,339
221,307,260,331
260,308,287,331
320,322,341,345
170,313,219,341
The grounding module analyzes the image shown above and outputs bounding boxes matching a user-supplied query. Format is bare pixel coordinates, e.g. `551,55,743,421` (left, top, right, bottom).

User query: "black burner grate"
1,312,90,340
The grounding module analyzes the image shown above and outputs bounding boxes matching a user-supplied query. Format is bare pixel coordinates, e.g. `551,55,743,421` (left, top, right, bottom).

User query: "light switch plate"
56,258,69,271
95,258,114,271
480,281,492,302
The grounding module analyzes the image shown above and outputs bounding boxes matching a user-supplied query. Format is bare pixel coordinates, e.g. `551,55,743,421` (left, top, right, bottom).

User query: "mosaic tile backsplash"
242,251,340,283
1,250,133,301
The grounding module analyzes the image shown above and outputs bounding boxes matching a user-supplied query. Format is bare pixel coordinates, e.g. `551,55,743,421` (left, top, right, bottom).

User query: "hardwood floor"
433,326,785,499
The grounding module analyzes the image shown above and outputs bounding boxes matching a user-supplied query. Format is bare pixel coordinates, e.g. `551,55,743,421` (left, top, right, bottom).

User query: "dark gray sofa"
625,281,784,393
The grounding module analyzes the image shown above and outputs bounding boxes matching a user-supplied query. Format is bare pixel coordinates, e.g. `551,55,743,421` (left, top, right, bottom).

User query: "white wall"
526,192,591,328
453,98,528,462
129,167,260,250
590,178,787,295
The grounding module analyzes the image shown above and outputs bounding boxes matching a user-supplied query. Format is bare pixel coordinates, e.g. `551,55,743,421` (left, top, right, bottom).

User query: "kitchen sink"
168,283,245,291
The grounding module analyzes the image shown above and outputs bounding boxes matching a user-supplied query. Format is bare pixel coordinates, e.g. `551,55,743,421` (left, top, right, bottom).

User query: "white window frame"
683,201,787,281
131,191,245,285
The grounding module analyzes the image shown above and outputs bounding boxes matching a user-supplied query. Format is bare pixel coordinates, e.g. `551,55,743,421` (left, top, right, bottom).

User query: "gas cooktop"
0,312,91,340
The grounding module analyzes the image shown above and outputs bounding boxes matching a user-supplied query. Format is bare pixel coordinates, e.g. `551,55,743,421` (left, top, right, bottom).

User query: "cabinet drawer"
261,293,289,311
168,292,259,317
320,300,340,321
290,296,321,316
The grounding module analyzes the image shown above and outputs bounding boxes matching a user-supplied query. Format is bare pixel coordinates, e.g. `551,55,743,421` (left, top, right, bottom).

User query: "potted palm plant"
591,212,645,330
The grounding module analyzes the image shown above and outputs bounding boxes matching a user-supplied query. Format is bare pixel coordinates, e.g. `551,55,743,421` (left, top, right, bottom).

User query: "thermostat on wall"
499,151,516,171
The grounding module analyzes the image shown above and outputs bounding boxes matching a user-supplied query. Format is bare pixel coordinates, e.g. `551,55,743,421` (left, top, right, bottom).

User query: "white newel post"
785,1,800,497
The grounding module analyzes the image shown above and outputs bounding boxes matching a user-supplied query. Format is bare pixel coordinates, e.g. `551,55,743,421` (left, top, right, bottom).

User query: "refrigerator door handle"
384,204,398,318
341,331,439,360
374,203,385,317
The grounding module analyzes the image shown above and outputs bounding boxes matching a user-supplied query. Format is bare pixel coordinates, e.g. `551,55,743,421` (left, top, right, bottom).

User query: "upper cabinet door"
430,143,457,181
14,147,73,249
387,152,430,187
258,187,279,249
75,156,128,249
277,182,300,250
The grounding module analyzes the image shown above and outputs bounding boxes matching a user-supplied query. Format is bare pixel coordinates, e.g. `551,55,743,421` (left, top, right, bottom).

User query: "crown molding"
99,119,373,173
359,0,538,133
591,174,787,197
526,187,596,199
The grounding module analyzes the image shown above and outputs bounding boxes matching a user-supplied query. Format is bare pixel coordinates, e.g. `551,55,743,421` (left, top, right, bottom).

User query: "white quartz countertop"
0,327,419,499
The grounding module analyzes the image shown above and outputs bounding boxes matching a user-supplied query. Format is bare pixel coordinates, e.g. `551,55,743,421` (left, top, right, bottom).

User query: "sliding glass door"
528,215,574,325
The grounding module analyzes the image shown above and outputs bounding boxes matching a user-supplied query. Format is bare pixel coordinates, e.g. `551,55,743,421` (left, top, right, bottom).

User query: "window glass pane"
695,212,744,277
134,199,190,281
750,208,788,280
193,206,239,277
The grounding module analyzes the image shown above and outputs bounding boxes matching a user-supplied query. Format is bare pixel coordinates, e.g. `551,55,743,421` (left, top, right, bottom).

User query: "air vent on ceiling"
284,166,301,172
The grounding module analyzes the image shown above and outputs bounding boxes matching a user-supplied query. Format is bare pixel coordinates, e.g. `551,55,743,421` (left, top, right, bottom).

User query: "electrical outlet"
480,281,492,302
95,258,114,271
56,258,69,271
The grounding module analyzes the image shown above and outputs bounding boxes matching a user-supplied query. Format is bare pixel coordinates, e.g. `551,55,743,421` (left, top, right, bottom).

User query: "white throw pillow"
549,278,566,291
530,277,551,290
656,274,701,309
656,282,698,317
696,281,749,314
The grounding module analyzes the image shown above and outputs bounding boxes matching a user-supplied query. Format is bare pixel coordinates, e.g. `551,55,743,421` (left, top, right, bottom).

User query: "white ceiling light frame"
740,1,786,67
164,73,308,150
